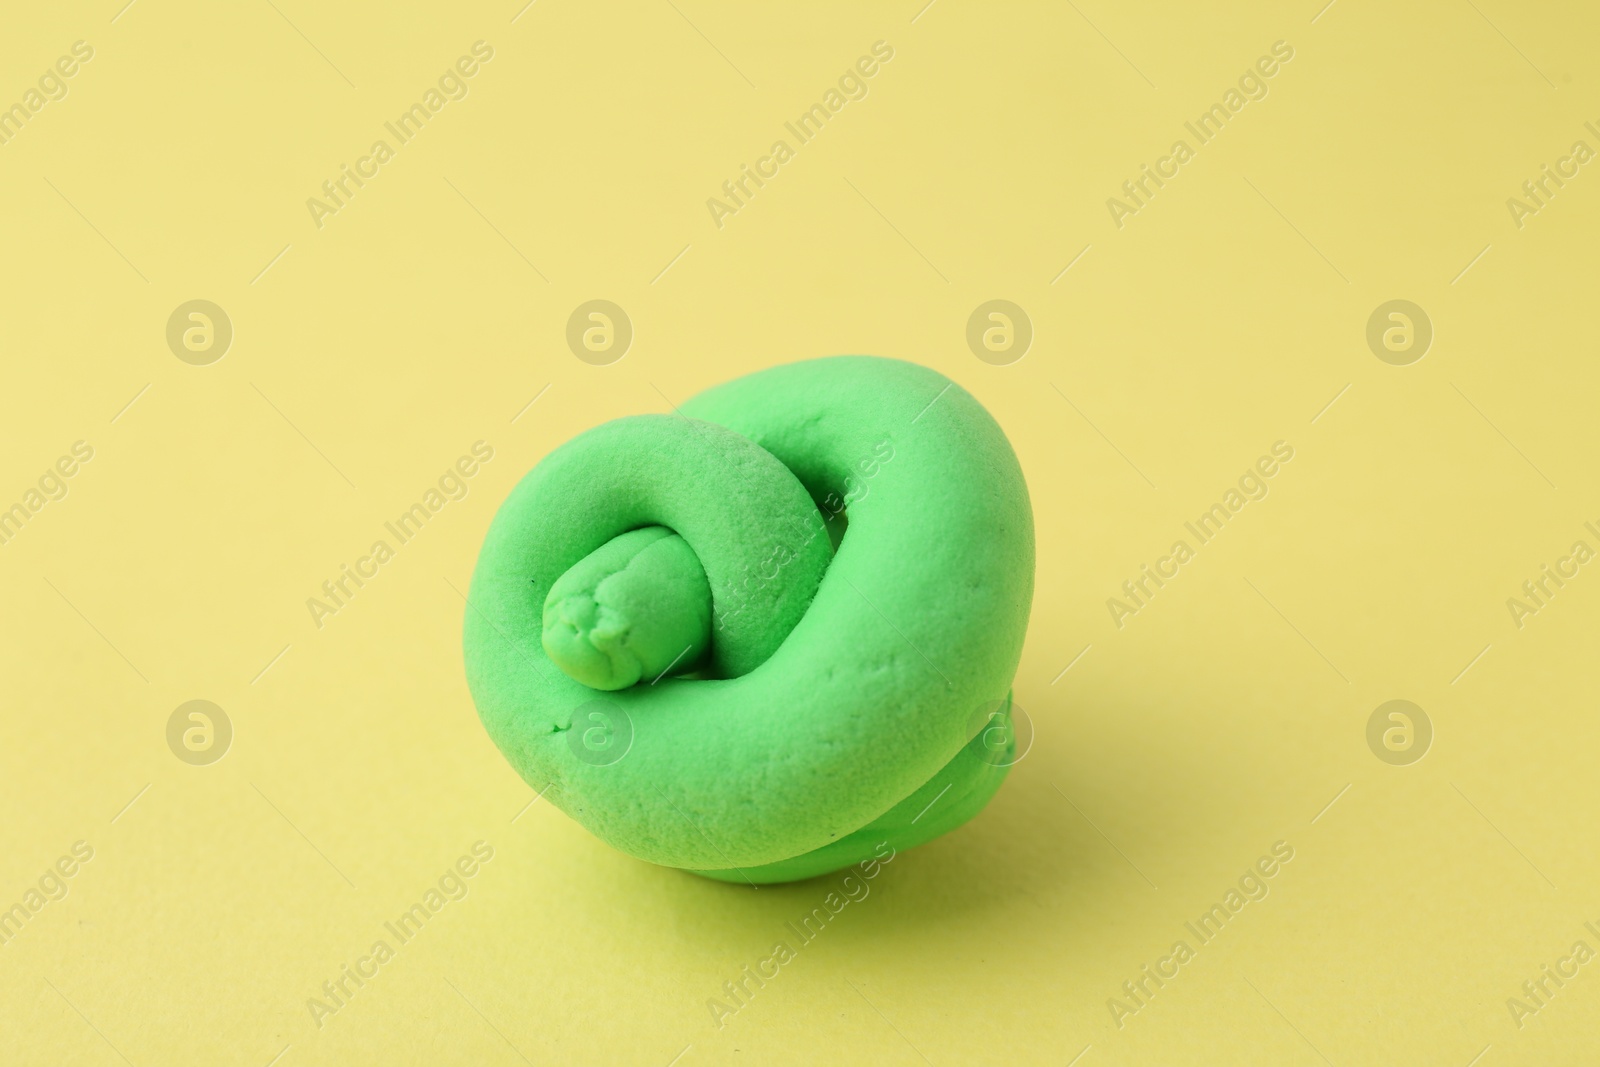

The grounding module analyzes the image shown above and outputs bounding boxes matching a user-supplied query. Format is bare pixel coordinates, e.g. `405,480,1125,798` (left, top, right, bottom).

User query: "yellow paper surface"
1,2,1596,1064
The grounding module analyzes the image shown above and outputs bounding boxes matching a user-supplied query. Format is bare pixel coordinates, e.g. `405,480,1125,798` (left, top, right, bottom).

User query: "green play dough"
541,526,712,691
464,356,1034,883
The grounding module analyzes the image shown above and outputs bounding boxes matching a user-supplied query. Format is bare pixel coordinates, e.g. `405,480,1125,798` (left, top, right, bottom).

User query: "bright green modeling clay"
464,356,1034,883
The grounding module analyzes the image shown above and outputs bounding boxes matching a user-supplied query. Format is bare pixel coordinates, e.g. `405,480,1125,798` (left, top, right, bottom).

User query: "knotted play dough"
463,356,1034,883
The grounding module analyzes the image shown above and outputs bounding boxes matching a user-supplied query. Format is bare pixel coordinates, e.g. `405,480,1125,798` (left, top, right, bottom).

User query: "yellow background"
2,1,1596,1063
